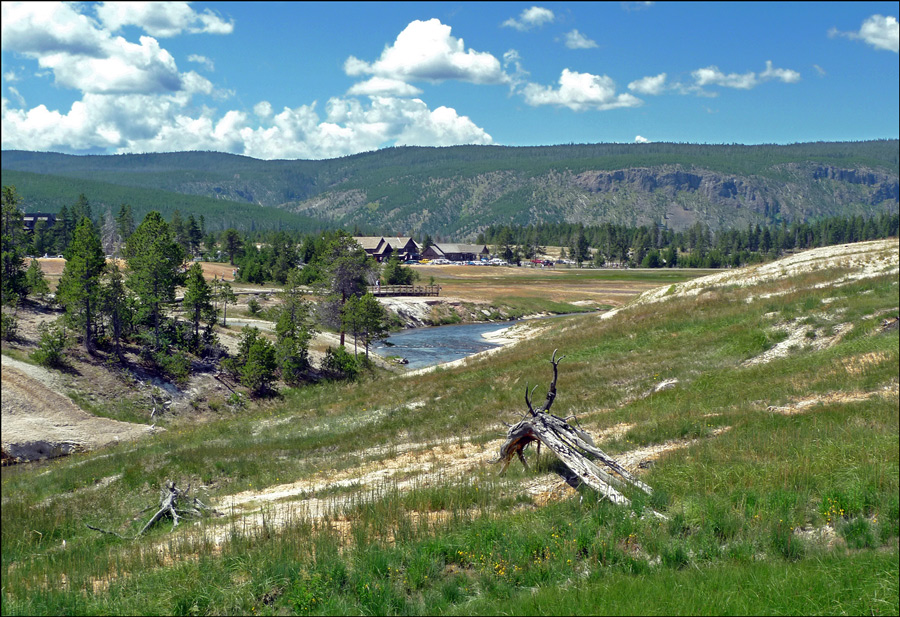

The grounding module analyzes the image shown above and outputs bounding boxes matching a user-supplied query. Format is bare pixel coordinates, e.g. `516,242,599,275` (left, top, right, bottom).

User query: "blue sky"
2,1,898,160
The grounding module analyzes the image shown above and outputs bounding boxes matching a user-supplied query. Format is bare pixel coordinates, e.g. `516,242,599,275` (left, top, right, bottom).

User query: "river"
371,320,519,370
371,312,592,370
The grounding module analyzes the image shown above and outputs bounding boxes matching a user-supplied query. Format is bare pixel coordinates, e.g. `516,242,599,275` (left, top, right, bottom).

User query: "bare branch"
88,480,222,540
525,384,539,416
493,350,661,514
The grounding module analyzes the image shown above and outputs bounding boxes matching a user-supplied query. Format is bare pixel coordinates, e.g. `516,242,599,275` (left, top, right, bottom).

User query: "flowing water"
372,321,519,370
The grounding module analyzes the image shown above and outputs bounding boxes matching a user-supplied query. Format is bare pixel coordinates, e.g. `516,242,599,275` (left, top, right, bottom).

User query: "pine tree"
71,193,92,226
126,212,185,350
101,263,130,360
319,233,377,346
354,292,389,361
57,217,106,353
25,259,50,300
183,263,214,347
382,254,417,285
116,204,135,242
221,229,243,265
32,218,52,257
186,215,202,257
1,185,27,306
275,274,317,385
52,204,74,254
212,278,237,326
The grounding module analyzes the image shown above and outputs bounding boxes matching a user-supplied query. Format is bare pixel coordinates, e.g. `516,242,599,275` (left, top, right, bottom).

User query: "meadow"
2,242,898,615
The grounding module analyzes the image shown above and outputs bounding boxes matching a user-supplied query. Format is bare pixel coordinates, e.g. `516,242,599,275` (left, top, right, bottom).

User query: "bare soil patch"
1,354,157,462
765,385,898,415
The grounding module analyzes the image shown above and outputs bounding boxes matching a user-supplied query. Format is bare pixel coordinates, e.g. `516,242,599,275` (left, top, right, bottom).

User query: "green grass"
66,390,155,425
2,256,898,615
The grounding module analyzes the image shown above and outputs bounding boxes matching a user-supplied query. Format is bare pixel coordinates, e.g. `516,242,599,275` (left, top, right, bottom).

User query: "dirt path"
1,354,160,462
128,422,730,556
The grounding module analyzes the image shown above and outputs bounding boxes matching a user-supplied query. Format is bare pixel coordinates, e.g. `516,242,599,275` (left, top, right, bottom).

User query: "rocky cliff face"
289,161,898,237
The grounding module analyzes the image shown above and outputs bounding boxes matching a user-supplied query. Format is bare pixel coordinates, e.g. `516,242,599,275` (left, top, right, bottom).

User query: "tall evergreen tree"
275,271,317,385
25,259,50,301
349,292,389,361
57,217,106,353
221,228,243,265
71,193,92,226
182,262,214,347
100,263,130,360
1,185,27,306
32,218,52,256
51,204,74,254
116,204,135,242
318,233,377,346
126,212,185,350
211,277,237,327
186,214,203,257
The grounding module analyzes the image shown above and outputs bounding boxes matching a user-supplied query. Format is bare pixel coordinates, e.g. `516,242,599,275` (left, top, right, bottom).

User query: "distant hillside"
3,141,897,238
0,169,326,233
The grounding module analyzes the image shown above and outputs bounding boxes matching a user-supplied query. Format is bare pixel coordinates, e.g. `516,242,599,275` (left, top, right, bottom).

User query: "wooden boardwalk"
367,284,441,297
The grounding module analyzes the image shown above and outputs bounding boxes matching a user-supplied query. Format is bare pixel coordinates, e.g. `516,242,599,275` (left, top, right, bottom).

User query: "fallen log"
87,480,222,538
493,350,655,508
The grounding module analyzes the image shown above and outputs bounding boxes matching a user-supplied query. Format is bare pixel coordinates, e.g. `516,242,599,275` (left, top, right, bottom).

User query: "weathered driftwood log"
87,480,222,538
493,350,653,507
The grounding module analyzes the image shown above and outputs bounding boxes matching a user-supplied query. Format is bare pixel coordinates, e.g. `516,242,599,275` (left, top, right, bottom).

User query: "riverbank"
400,317,559,377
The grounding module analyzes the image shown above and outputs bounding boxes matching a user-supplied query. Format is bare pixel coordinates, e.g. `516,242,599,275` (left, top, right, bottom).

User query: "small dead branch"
494,350,657,510
86,480,222,539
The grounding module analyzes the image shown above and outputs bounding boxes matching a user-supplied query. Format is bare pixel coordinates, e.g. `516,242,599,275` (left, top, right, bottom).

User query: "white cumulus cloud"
520,69,642,111
691,60,800,91
347,77,423,97
1,2,184,95
563,30,598,49
503,6,555,31
188,54,214,71
1,90,493,160
830,14,899,53
628,73,667,95
1,5,493,159
634,135,650,143
95,1,234,37
344,19,507,85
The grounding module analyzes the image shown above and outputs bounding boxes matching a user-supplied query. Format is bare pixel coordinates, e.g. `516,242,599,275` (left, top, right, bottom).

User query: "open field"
414,264,711,310
31,256,711,318
3,240,898,615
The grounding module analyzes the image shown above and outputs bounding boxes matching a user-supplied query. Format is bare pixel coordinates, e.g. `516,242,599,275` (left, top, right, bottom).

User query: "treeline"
481,212,900,268
6,140,898,188
0,169,325,233
2,185,399,397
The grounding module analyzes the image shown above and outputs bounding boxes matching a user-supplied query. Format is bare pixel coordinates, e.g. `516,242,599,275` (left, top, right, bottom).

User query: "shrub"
30,320,69,367
154,350,191,385
240,336,277,395
1,311,17,341
247,297,261,315
322,345,359,380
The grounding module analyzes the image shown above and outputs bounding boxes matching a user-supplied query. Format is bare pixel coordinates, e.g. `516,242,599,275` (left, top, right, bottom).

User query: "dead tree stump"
87,480,222,538
493,350,654,507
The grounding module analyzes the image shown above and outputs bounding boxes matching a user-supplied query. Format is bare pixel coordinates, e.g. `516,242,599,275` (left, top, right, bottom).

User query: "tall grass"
3,263,898,615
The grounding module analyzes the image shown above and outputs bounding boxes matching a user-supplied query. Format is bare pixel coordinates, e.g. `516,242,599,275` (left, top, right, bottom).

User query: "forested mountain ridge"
2,140,897,237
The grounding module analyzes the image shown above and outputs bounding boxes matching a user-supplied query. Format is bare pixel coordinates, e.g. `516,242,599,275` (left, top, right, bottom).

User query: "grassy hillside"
2,240,898,615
